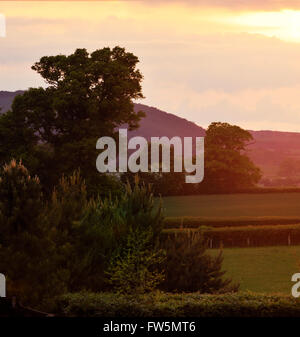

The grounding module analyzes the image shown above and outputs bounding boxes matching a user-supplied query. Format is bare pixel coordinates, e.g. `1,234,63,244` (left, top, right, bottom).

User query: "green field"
211,246,300,294
163,194,300,294
162,193,300,218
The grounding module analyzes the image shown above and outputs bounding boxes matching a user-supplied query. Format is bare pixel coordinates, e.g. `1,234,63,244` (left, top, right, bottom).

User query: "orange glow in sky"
2,1,300,131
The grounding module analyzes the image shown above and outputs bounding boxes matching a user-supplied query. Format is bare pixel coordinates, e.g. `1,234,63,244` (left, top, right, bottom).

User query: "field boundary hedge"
163,224,300,248
54,291,300,317
164,216,300,229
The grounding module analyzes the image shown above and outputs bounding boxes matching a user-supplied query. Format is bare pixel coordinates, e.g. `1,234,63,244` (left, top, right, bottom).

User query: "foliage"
49,170,88,232
165,224,300,248
75,178,164,292
125,122,262,195
44,171,91,292
164,215,300,229
54,291,300,317
47,176,165,293
160,230,238,293
0,159,43,232
106,228,165,294
121,146,187,196
201,122,261,193
117,178,164,241
0,160,63,305
0,47,144,194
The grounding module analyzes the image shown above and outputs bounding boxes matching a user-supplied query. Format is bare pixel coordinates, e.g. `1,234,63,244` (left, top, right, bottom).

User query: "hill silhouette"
1,90,300,185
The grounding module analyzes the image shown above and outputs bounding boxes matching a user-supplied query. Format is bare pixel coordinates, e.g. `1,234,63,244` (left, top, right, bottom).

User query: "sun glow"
223,10,300,42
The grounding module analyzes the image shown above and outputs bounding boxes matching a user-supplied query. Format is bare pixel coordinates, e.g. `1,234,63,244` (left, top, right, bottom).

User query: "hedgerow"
54,291,300,317
163,224,300,248
164,216,300,229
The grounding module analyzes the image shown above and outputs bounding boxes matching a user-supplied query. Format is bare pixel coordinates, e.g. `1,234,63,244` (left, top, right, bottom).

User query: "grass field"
163,194,300,294
211,246,300,294
162,193,300,218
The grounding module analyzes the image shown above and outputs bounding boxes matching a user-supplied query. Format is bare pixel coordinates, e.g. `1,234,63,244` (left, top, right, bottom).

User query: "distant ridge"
132,103,205,139
0,91,24,113
0,91,205,138
2,90,300,181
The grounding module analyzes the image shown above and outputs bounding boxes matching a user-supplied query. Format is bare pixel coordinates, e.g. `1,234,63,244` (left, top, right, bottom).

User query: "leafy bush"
160,230,238,293
54,291,300,317
106,228,165,294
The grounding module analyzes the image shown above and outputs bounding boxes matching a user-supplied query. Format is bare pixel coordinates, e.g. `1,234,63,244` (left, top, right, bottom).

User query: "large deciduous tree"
0,47,144,193
200,122,261,192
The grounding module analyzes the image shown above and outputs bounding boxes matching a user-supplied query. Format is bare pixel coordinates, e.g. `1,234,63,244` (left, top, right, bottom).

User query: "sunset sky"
2,1,300,131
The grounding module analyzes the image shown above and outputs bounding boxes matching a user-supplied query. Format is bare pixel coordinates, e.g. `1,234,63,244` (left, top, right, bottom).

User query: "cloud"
2,2,300,131
143,84,300,132
140,0,300,11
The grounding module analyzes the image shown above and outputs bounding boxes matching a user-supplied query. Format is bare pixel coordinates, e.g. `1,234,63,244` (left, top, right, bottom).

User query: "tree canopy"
0,47,144,193
201,122,261,193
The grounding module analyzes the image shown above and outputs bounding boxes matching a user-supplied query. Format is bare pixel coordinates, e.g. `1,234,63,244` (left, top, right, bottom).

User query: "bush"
49,170,88,233
106,228,165,294
44,171,92,293
81,179,164,292
0,160,62,305
54,291,300,317
48,176,165,293
160,230,238,293
0,159,43,233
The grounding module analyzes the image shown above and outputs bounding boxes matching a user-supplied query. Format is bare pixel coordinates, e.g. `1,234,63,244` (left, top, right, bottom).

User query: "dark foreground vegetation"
0,159,237,310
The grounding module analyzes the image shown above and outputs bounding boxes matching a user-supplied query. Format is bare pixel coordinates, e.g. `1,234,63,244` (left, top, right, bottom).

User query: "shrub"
106,228,165,294
0,159,43,233
0,160,61,305
54,291,300,317
81,178,164,291
49,170,88,233
49,176,165,293
118,178,164,241
160,230,238,293
45,171,94,292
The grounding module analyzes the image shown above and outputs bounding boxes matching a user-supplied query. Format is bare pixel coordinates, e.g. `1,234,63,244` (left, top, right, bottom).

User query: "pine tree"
0,160,62,305
161,230,239,293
